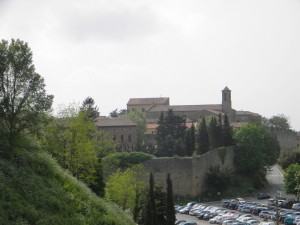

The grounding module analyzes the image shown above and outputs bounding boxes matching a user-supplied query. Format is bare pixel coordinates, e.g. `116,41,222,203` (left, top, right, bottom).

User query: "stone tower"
222,86,232,119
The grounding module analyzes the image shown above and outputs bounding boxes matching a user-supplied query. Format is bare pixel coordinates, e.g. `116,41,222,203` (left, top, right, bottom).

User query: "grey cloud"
61,6,162,42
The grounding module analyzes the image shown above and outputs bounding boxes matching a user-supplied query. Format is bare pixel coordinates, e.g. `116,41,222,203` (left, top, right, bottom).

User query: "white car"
246,220,260,225
209,216,222,224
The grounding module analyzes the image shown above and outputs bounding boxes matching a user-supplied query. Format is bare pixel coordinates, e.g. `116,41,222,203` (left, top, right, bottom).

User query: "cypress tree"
208,116,218,149
223,114,234,146
156,109,186,157
185,129,193,156
197,117,209,154
190,123,195,155
145,172,157,225
154,187,166,225
216,113,224,147
166,174,176,225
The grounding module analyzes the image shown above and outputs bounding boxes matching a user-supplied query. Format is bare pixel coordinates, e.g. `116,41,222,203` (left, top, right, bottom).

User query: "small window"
142,108,145,112
121,135,124,142
113,135,116,141
128,134,131,142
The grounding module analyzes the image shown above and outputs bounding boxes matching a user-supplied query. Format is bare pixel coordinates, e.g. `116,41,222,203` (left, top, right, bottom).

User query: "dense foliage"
105,165,147,212
155,109,186,157
0,149,135,225
234,124,280,181
0,39,53,153
43,104,115,194
284,163,300,196
205,166,232,194
262,114,291,131
102,152,153,167
197,117,209,154
278,149,300,169
165,173,176,225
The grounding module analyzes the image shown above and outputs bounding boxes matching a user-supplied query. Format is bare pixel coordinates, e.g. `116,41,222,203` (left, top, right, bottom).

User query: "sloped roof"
236,110,260,116
223,86,231,91
127,97,169,106
147,121,195,129
148,104,222,112
95,117,137,127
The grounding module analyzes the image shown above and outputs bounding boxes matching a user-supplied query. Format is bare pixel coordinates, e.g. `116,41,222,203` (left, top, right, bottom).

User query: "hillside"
0,148,135,225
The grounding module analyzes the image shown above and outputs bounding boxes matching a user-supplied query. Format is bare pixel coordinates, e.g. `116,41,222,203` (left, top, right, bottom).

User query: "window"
113,135,116,141
128,134,131,142
142,108,145,112
121,135,124,142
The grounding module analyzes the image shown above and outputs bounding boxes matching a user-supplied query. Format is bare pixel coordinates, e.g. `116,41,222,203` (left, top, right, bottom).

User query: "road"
266,165,284,198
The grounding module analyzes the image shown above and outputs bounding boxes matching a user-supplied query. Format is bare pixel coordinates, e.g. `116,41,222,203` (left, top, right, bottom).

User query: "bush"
103,152,153,167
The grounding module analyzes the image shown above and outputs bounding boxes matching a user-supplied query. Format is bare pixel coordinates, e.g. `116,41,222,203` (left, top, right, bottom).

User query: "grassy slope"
0,149,135,225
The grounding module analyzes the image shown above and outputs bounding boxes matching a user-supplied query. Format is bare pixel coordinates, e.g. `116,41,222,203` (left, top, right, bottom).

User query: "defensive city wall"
143,147,235,197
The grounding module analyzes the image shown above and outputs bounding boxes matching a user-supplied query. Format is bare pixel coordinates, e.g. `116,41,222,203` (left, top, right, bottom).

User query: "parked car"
257,193,271,200
292,203,300,211
175,220,186,225
259,211,272,219
284,216,296,225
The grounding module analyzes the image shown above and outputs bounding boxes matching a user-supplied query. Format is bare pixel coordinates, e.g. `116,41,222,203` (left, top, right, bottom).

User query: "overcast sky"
1,0,300,130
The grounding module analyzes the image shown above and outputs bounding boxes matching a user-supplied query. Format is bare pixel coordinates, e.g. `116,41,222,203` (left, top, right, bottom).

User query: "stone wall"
273,130,298,150
143,147,235,197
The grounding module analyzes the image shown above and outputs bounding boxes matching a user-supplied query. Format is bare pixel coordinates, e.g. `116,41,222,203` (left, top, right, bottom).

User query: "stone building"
95,117,138,151
127,97,169,118
127,86,261,129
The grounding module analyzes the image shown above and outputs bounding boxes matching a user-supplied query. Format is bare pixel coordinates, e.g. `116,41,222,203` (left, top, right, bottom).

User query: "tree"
185,128,193,156
216,113,224,147
105,165,146,211
208,116,218,149
165,174,175,225
80,96,99,120
144,172,157,225
109,108,128,117
234,124,280,180
278,150,300,170
269,114,291,131
155,109,186,157
205,166,232,194
284,164,300,196
223,114,234,147
44,104,116,188
0,39,53,152
197,117,209,154
109,108,119,117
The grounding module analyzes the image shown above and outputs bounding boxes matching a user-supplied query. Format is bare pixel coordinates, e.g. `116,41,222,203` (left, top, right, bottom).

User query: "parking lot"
175,196,298,225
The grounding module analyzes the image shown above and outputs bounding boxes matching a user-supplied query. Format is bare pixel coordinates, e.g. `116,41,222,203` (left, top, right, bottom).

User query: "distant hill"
0,148,135,225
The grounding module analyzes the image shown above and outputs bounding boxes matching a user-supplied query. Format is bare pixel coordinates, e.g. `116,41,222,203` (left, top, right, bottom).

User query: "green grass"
0,149,135,225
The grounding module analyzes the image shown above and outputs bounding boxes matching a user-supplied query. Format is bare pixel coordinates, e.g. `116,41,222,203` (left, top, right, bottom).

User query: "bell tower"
222,86,232,116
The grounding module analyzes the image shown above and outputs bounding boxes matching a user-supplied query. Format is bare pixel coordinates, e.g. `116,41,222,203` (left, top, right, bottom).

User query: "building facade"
127,86,261,127
95,117,138,151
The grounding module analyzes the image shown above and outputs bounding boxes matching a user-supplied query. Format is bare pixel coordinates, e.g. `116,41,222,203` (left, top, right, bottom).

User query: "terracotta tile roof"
127,97,169,106
148,104,222,112
147,122,194,129
95,117,137,127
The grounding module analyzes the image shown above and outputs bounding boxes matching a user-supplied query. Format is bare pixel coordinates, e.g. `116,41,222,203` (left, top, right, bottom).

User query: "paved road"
266,165,284,197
